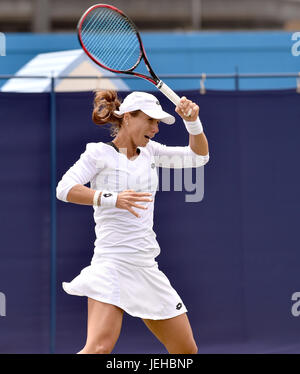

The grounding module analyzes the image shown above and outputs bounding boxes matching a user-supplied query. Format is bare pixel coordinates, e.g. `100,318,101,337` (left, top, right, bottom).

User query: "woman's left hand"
175,97,199,122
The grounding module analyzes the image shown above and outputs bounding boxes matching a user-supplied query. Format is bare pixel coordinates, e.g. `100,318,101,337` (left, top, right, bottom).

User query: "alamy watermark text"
0,33,6,56
0,292,6,317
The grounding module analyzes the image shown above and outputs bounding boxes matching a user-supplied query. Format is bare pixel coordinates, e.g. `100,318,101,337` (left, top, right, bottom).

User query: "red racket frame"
77,4,160,86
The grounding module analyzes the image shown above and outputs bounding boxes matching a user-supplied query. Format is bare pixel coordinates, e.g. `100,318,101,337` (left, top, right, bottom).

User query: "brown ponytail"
92,90,123,137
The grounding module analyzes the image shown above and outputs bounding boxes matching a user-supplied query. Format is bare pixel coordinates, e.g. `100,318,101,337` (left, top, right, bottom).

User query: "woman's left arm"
188,132,209,156
175,96,209,156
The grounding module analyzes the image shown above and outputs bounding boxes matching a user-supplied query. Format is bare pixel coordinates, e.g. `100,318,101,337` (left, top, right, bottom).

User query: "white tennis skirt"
62,258,188,320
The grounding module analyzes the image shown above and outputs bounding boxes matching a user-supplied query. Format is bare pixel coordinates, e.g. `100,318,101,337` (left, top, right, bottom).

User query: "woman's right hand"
116,189,153,218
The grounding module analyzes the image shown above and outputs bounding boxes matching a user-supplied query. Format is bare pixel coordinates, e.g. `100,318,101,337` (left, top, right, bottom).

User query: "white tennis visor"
114,91,175,125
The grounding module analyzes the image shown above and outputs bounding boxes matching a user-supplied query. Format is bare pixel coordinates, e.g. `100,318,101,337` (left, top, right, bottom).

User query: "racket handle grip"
157,80,181,106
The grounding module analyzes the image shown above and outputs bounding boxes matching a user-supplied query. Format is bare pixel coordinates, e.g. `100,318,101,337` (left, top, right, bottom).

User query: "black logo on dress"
103,193,112,198
176,303,182,310
151,163,155,169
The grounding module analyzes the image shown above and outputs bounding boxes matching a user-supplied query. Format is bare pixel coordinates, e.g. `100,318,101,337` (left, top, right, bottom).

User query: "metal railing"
1,72,300,84
1,72,300,92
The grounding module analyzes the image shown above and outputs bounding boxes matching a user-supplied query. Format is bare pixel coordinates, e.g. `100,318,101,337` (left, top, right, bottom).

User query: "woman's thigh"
142,313,198,354
80,297,124,354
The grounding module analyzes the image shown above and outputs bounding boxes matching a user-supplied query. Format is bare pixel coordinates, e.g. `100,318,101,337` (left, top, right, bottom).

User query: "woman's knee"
79,341,114,354
93,343,114,354
167,339,198,354
180,341,198,354
189,342,198,354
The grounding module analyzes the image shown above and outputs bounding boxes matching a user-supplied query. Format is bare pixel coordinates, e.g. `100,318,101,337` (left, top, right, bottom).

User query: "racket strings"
81,10,115,56
96,13,136,69
87,10,125,55
97,16,140,71
82,13,138,70
81,8,141,71
83,11,118,60
82,12,107,56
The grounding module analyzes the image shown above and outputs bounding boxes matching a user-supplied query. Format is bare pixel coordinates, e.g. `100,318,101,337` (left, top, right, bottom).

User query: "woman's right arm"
56,144,153,216
66,186,153,217
65,184,97,205
56,143,99,204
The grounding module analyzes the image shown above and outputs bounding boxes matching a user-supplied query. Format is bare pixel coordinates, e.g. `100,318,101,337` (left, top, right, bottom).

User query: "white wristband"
100,190,118,207
183,117,203,135
93,190,101,207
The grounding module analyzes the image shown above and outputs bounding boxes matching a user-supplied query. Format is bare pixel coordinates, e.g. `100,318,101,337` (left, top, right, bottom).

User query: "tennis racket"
77,3,181,107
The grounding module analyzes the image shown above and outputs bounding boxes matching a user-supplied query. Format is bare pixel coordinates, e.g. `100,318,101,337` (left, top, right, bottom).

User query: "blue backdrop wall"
0,89,300,353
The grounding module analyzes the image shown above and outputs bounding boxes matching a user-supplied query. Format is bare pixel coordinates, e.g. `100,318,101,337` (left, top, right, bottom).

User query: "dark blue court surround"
0,89,300,353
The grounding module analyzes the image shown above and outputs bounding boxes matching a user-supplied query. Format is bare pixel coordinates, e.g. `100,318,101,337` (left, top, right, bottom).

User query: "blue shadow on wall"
0,88,300,353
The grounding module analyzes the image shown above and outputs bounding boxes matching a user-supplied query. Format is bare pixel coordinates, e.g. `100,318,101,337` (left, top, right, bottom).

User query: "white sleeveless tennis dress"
56,139,209,320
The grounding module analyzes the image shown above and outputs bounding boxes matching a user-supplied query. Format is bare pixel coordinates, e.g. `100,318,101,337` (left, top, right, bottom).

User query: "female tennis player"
56,90,209,354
